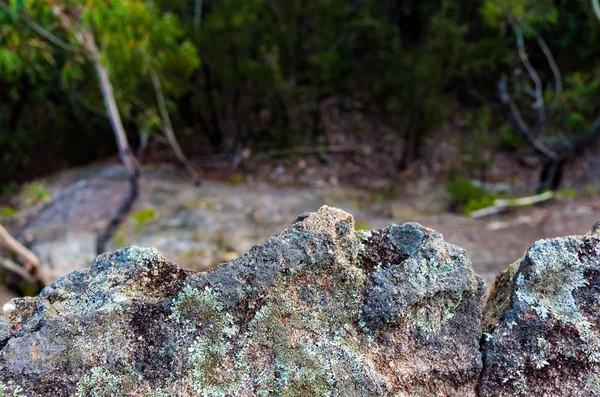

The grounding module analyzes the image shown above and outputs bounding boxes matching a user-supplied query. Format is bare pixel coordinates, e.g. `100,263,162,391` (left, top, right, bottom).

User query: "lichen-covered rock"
0,206,485,396
480,226,600,397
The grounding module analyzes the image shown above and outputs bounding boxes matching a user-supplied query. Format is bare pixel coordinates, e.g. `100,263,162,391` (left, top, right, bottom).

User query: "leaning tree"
1,0,200,253
484,0,600,192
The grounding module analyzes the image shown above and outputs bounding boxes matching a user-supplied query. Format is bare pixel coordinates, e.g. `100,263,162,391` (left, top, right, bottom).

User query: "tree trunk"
50,6,140,254
151,67,201,185
551,159,566,191
85,34,140,254
202,65,224,151
537,159,558,193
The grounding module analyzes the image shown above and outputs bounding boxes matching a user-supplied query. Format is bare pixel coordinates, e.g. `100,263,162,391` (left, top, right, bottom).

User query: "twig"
533,31,562,94
151,67,201,185
507,16,545,112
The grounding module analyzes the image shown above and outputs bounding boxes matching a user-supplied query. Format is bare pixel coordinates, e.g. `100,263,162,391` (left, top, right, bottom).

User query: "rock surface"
480,226,600,396
0,206,485,396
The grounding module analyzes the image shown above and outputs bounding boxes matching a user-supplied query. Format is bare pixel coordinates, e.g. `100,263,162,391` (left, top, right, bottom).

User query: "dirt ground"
2,160,599,305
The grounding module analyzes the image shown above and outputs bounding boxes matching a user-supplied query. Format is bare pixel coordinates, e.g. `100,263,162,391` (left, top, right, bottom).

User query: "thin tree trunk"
551,159,566,191
151,67,201,185
202,65,224,151
96,175,138,254
194,0,203,30
537,159,557,193
593,0,600,22
51,6,140,254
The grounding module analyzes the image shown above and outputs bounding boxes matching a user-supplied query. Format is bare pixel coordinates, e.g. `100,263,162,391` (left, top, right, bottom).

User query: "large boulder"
480,225,600,396
0,206,485,396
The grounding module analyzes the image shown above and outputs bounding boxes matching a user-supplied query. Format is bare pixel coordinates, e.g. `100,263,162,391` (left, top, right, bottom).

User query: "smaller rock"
480,222,600,397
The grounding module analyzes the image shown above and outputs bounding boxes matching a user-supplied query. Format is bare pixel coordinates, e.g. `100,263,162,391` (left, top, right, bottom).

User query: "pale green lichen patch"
480,230,600,397
171,286,242,395
76,367,132,397
585,368,600,394
412,297,460,334
0,383,24,397
515,237,588,324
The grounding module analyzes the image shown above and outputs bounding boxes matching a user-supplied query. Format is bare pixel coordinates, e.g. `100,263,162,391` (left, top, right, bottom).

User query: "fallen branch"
0,224,47,285
0,223,41,270
470,191,554,219
0,256,36,283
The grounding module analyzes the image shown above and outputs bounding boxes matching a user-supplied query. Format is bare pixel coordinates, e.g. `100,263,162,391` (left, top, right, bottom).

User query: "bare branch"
533,31,562,94
0,257,36,283
593,0,600,23
507,17,545,113
498,76,559,161
151,67,202,185
0,1,77,52
0,223,40,270
523,83,538,100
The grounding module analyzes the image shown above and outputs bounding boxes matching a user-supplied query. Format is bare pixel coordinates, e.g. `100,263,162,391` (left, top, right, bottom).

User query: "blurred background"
1,0,600,304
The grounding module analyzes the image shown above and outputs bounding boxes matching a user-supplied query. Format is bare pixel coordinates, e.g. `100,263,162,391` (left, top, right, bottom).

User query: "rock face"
480,227,600,396
11,206,600,397
0,206,485,396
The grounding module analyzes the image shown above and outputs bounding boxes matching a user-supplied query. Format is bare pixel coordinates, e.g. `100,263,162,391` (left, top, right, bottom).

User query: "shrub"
446,176,497,215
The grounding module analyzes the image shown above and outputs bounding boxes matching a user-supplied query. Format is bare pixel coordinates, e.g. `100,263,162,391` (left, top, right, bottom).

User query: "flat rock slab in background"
0,207,485,396
9,163,600,301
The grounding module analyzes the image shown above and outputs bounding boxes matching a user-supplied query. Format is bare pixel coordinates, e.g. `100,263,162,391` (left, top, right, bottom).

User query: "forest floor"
2,157,600,305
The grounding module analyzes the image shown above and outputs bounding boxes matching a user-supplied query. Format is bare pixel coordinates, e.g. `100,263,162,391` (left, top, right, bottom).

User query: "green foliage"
0,206,18,220
481,0,558,30
1,0,600,185
132,208,158,227
461,107,495,179
498,125,525,151
22,181,50,205
229,173,245,185
558,188,578,200
446,176,497,215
